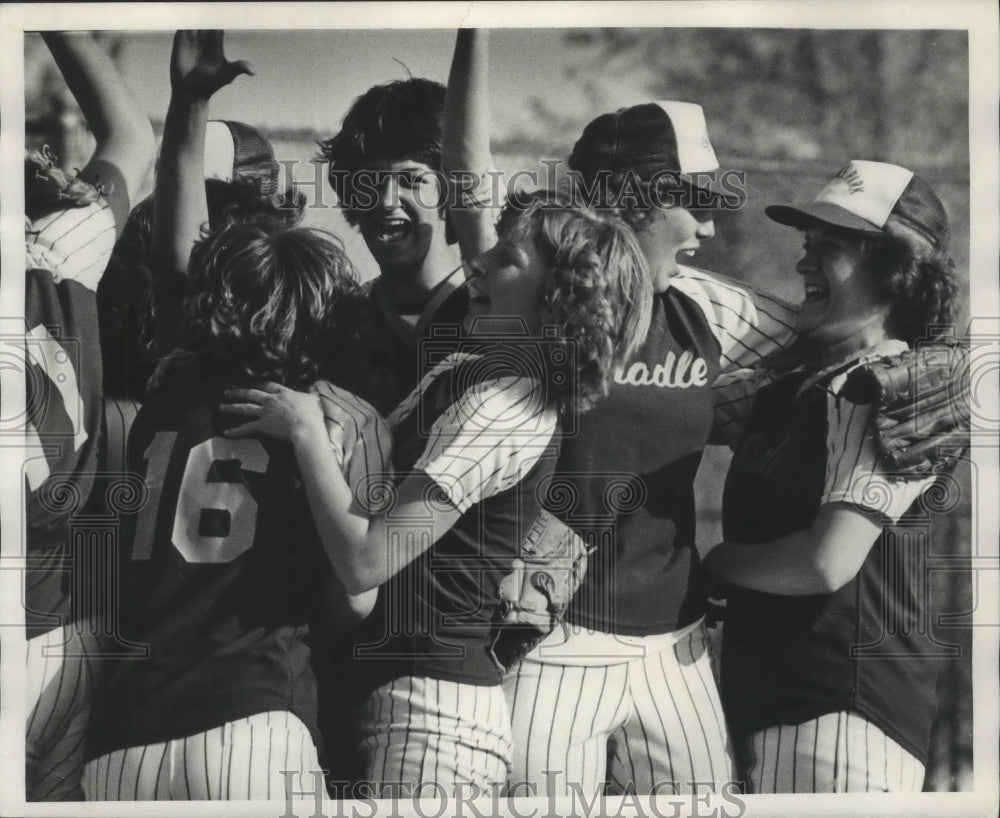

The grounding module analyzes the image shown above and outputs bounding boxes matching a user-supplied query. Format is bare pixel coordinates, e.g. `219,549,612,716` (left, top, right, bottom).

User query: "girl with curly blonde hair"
220,187,651,793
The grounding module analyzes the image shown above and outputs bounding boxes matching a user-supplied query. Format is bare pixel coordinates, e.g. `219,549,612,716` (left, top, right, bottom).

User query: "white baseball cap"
766,160,915,234
569,100,738,205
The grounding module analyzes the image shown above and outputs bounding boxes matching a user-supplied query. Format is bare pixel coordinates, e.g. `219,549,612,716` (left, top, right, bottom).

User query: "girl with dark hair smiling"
707,160,960,792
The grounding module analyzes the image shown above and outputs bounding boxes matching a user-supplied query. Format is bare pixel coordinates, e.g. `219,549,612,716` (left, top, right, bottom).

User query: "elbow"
810,558,859,594
346,589,378,622
338,563,384,596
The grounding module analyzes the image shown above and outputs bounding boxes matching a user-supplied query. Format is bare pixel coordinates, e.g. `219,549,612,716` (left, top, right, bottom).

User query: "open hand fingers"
222,420,262,438
223,386,276,404
220,402,264,417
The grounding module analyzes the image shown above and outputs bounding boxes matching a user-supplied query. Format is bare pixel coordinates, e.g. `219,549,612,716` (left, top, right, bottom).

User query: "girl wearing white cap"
706,160,960,792
444,31,804,798
444,29,959,799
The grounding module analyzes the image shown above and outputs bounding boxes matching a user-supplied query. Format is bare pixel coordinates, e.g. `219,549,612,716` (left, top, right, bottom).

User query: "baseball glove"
490,509,593,672
842,339,970,476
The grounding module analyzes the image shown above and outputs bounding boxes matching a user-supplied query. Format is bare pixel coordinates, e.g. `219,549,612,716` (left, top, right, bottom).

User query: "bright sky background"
63,29,586,139
25,28,598,279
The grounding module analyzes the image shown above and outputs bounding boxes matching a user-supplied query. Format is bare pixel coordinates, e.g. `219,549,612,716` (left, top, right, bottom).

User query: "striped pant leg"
608,623,737,795
359,677,511,796
26,621,101,801
82,711,323,801
746,712,926,793
503,658,630,799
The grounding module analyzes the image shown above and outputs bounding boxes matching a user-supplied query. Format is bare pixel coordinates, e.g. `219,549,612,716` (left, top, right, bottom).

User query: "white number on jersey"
23,324,87,491
132,432,270,564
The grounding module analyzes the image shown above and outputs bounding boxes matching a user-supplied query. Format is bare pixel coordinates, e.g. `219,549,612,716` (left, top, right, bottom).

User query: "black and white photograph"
1,2,998,816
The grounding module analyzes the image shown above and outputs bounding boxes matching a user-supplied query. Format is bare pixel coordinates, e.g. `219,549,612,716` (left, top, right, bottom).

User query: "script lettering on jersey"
613,350,709,389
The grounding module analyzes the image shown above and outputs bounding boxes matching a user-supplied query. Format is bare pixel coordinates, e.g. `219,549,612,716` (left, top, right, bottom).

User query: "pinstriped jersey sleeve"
671,266,800,371
25,198,117,292
710,367,778,447
312,382,393,511
415,376,557,513
821,389,935,523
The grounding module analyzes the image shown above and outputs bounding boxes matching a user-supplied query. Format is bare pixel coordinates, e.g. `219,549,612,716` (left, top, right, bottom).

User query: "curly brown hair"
98,180,307,398
496,189,653,414
182,219,369,392
862,175,960,346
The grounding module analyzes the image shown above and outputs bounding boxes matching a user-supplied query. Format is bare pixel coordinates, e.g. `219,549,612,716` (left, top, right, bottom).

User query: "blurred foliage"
499,29,969,170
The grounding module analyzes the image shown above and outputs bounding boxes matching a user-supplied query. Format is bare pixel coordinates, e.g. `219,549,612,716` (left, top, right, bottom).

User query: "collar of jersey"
371,264,466,343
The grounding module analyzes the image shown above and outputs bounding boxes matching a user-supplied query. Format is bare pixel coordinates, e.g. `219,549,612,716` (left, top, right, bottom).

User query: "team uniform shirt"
363,266,469,416
717,339,940,763
354,352,560,687
89,359,391,757
558,266,798,638
24,166,128,639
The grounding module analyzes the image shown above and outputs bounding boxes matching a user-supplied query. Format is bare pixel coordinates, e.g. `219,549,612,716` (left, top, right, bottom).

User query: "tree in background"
499,29,969,170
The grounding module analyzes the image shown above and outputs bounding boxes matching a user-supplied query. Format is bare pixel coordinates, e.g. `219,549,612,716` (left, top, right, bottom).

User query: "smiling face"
465,222,550,334
636,205,716,290
352,158,447,274
795,222,891,355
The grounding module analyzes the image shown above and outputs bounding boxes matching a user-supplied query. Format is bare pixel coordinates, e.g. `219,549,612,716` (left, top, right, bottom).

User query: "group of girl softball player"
21,27,965,803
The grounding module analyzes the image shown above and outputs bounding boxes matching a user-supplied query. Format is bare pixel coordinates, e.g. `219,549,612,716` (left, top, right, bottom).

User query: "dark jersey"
363,266,469,415
91,360,390,755
24,176,126,638
717,341,941,762
354,353,559,687
559,267,798,636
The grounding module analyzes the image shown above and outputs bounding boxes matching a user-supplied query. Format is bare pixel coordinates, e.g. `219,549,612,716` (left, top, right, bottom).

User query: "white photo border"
1,2,997,817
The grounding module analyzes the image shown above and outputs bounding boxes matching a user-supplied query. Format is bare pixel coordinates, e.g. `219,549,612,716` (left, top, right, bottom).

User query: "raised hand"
170,29,255,100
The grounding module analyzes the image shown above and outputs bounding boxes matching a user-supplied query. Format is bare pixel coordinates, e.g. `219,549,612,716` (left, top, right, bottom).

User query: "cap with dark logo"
766,160,916,235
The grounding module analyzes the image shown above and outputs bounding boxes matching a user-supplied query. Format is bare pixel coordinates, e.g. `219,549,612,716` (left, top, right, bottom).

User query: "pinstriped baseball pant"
26,621,101,801
744,711,925,793
503,622,737,797
359,676,512,794
82,711,321,801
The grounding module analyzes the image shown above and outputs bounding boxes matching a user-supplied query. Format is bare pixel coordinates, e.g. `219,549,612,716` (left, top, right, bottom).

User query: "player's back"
92,357,326,755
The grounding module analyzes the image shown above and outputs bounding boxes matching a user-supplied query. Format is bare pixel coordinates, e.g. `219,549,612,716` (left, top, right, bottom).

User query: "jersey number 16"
131,432,270,564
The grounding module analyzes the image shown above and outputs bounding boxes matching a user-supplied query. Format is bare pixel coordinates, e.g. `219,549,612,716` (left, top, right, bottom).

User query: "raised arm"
443,29,499,260
151,30,253,278
40,32,155,220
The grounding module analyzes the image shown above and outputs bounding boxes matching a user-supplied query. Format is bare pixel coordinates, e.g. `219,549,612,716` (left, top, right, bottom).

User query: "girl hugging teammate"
221,190,652,793
83,31,389,802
